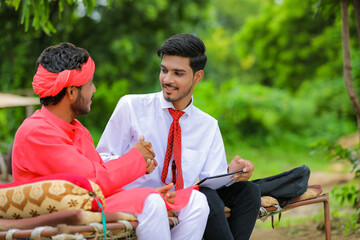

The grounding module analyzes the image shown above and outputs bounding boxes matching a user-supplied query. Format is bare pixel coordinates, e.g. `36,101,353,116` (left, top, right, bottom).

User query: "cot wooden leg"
323,193,331,240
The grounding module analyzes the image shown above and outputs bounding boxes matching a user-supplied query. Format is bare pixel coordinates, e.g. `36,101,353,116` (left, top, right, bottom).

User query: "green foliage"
331,208,360,235
211,0,261,31
2,1,360,232
79,79,129,144
0,108,28,153
235,0,342,91
195,77,354,148
0,0,212,145
1,0,359,180
201,0,262,84
311,139,359,176
0,110,12,145
4,0,102,35
332,185,359,208
330,181,360,235
311,139,360,229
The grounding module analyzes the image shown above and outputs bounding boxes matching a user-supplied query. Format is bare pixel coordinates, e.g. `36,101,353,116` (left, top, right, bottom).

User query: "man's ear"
194,70,204,85
66,86,77,101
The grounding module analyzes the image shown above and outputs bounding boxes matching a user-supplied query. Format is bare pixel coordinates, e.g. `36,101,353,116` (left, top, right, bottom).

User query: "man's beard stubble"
71,93,89,118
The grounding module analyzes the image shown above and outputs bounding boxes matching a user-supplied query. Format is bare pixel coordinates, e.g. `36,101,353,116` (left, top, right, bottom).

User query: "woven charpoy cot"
0,210,139,240
0,176,330,240
0,209,182,240
0,173,180,240
0,173,139,239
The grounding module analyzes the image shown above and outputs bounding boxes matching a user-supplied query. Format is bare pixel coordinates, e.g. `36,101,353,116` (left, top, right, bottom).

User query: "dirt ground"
250,169,360,240
251,221,360,240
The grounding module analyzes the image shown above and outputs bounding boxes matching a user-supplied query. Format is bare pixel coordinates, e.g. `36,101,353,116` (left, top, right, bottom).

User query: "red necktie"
161,108,185,190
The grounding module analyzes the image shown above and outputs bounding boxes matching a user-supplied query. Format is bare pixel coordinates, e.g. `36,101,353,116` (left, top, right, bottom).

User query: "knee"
200,187,223,205
143,193,167,214
245,182,261,208
199,187,225,213
191,190,210,216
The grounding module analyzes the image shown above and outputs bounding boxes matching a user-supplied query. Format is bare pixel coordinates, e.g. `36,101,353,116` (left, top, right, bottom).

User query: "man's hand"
228,155,254,181
155,183,176,204
132,135,158,174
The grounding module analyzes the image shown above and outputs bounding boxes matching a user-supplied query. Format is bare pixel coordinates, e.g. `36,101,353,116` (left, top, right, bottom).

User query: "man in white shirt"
97,33,261,240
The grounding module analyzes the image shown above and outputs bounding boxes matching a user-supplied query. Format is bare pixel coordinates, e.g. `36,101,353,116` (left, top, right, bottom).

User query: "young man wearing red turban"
12,43,209,240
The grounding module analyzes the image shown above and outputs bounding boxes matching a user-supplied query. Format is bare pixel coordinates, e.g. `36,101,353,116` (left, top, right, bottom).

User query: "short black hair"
157,33,207,73
36,43,89,106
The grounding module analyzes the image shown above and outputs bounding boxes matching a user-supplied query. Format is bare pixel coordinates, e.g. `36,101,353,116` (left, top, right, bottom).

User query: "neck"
45,104,75,123
173,98,192,111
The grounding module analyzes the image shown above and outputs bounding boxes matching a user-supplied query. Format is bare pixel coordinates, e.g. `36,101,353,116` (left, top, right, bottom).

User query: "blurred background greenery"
2,0,360,235
0,0,358,180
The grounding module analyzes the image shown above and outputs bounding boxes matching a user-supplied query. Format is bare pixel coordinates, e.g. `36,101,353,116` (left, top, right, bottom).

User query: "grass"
224,140,331,180
254,210,324,229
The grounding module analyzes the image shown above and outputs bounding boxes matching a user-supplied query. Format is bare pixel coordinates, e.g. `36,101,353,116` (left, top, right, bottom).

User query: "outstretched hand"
132,135,158,174
228,155,254,181
155,183,176,204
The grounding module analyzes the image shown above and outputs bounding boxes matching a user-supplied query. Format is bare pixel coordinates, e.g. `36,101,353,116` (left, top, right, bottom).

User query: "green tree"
235,0,342,91
337,0,360,222
0,0,212,143
309,0,360,226
3,0,100,35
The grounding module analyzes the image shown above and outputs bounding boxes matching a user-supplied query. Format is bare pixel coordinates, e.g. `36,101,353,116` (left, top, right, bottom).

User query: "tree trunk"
354,0,360,47
353,0,360,220
341,0,360,219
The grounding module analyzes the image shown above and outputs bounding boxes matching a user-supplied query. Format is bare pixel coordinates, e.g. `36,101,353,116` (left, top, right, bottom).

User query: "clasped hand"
228,155,254,181
132,135,158,174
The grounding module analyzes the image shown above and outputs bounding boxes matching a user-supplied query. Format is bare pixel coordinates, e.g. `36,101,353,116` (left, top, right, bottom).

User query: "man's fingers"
164,191,176,204
230,173,241,180
163,183,174,191
142,141,155,157
145,159,157,174
143,142,153,151
138,135,145,143
166,191,176,198
231,172,252,181
153,159,158,167
164,197,175,204
156,183,174,193
146,166,153,173
145,144,155,157
232,155,243,163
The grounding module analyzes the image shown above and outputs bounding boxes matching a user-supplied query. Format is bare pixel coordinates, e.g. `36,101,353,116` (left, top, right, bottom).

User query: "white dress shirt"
97,92,228,189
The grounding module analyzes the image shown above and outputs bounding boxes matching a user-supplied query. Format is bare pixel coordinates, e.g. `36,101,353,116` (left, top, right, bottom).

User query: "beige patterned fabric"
0,180,104,219
291,185,322,203
260,196,279,207
259,185,323,207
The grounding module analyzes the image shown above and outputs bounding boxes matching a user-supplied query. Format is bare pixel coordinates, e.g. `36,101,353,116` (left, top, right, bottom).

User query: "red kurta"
12,106,195,213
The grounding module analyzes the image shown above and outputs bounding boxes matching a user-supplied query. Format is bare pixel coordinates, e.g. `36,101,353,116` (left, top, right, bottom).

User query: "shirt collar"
158,91,194,116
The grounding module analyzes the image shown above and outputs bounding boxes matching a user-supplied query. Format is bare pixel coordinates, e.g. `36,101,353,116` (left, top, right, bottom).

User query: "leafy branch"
311,139,359,177
4,0,107,35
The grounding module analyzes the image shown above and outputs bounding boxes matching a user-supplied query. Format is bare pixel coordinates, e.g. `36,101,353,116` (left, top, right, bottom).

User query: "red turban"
32,57,95,98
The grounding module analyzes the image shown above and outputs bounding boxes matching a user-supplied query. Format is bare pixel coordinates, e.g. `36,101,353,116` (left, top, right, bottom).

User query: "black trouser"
199,181,261,240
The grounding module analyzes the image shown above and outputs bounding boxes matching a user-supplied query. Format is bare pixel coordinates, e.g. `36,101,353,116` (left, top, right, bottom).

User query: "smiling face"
160,55,203,110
